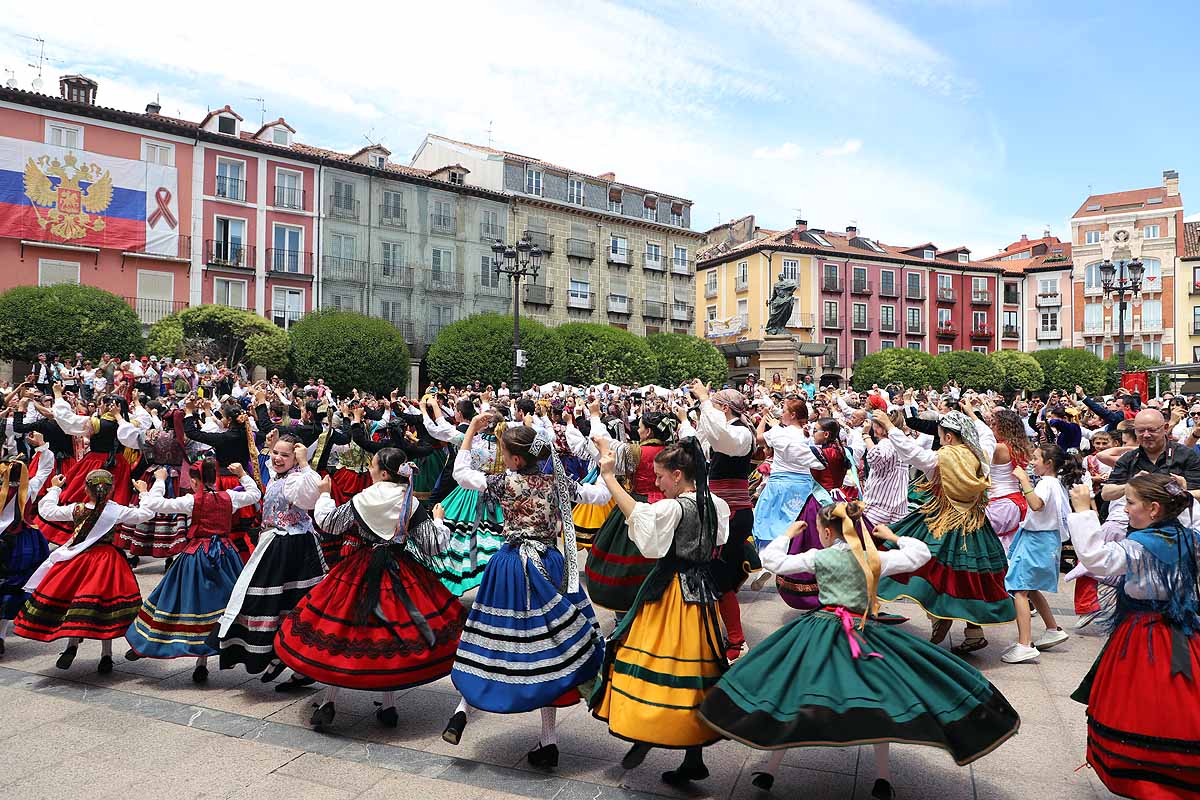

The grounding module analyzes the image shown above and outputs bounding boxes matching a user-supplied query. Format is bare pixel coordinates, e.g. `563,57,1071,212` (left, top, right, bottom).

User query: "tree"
555,323,659,386
989,350,1045,394
289,309,410,396
1030,348,1107,395
850,348,947,392
1104,350,1161,394
0,284,142,362
647,333,728,387
425,313,567,388
933,350,1004,391
146,305,290,374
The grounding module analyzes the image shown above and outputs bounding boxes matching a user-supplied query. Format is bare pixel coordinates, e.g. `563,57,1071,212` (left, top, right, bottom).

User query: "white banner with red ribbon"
144,162,180,257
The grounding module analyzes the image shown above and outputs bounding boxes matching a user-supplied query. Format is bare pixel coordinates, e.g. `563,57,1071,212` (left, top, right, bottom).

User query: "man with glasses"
1102,409,1200,504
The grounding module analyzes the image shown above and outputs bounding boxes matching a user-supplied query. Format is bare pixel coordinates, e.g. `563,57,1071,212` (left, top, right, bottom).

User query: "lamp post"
490,237,542,393
1099,257,1144,376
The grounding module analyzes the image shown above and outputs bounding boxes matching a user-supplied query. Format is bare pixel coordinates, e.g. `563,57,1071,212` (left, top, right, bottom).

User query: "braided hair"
654,437,718,545
70,470,114,547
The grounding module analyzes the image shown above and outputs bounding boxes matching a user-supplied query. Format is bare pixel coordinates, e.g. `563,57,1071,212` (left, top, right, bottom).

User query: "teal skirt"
427,484,504,597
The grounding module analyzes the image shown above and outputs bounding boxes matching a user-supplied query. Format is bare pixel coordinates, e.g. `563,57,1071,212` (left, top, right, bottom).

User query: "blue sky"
1,0,1196,255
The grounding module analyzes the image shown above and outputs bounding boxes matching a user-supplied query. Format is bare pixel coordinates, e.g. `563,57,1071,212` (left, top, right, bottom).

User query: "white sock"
454,698,473,717
540,707,557,746
100,639,112,657
381,691,396,709
873,743,891,782
195,656,208,668
0,619,12,639
763,749,786,775
68,637,82,649
324,686,340,704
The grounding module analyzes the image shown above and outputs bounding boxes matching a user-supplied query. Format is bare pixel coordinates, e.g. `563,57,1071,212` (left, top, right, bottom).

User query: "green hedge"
989,350,1045,394
289,309,410,395
850,348,946,391
933,350,1004,391
0,284,142,361
647,333,728,387
1103,350,1161,393
555,323,659,386
146,304,289,374
1031,348,1106,395
425,313,567,387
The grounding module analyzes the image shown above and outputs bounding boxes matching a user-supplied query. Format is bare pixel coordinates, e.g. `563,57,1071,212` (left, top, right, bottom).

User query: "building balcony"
671,257,693,276
906,286,926,300
907,324,926,336
878,283,899,298
1190,282,1200,297
735,277,748,292
970,327,993,340
523,283,554,306
1002,325,1020,339
704,283,718,299
567,290,595,311
851,316,872,332
608,247,631,266
214,175,246,202
822,277,841,292
937,288,956,303
787,312,815,329
389,319,417,344
1003,291,1020,305
379,205,407,229
1037,327,1063,341
936,325,957,337
205,239,254,269
850,280,873,296
879,319,898,334
643,300,667,319
124,234,192,261
431,213,457,235
328,196,359,220
123,296,187,325
1083,322,1106,335
480,222,505,242
823,316,843,329
523,230,554,253
475,276,511,297
1140,318,1164,333
1036,292,1061,307
375,263,416,288
607,294,631,315
566,238,596,260
825,355,842,369
273,185,305,210
267,248,313,277
426,271,464,294
642,253,665,272
670,304,694,322
971,290,992,305
271,307,304,330
323,256,367,283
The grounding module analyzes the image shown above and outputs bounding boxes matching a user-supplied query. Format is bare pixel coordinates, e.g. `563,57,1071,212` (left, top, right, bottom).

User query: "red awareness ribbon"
147,187,177,229
833,606,882,660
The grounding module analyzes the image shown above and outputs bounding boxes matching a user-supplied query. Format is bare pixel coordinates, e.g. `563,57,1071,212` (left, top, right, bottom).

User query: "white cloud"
819,139,863,158
752,142,802,161
1187,212,1200,223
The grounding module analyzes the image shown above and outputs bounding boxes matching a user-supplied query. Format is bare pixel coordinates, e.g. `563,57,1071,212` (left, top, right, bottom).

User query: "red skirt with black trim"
1072,613,1200,800
275,545,466,691
330,468,372,505
38,452,133,546
13,543,142,641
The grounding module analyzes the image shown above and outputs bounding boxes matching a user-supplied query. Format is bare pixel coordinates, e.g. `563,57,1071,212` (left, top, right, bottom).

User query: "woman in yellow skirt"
591,436,731,787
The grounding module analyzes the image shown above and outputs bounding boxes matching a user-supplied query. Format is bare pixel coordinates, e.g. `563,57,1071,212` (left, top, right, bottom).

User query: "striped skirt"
209,530,327,674
115,513,189,558
14,543,141,641
451,543,604,713
125,537,243,658
1,524,50,620
428,485,504,597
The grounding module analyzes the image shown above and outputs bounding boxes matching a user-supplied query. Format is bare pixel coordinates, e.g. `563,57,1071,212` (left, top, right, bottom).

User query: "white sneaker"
1000,643,1040,664
1034,628,1069,650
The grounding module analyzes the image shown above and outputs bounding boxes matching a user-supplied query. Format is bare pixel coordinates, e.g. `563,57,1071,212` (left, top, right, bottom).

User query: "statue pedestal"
758,335,799,382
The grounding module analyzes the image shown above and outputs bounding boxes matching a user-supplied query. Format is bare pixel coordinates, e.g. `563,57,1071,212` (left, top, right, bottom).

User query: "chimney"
598,172,615,182
1164,169,1180,197
1043,226,1051,239
1020,233,1028,242
59,74,98,105
145,100,161,115
846,224,858,238
794,218,807,232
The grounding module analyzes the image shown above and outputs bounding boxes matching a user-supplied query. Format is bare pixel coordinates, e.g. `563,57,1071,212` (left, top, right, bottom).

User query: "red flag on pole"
1120,371,1148,401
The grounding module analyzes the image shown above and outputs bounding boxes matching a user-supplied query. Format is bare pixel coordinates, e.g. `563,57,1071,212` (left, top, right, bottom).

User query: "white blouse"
1068,510,1196,602
763,425,824,474
625,491,730,559
141,474,262,515
761,535,932,578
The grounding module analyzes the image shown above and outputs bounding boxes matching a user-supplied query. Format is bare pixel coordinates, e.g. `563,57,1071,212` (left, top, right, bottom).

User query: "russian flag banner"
0,135,179,255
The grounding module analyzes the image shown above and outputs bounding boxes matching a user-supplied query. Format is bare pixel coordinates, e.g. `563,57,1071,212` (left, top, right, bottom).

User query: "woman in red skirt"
16,469,153,673
1067,474,1200,800
275,446,465,730
183,398,260,557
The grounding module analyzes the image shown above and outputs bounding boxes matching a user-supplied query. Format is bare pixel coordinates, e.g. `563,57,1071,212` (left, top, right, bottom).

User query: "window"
937,274,953,292
382,190,404,222
480,209,501,240
1136,340,1162,360
332,179,355,214
736,298,748,322
448,171,464,186
213,217,246,264
142,139,174,166
37,259,80,286
1142,258,1162,283
1084,262,1104,290
432,199,454,231
215,158,245,201
781,259,798,282
213,278,246,308
1039,311,1058,332
272,127,289,146
430,305,454,337
939,344,952,354
671,211,684,227
1143,225,1160,240
1038,277,1057,295
972,346,988,353
823,300,839,324
525,168,543,196
569,277,590,300
217,115,237,135
972,310,988,329
645,242,662,264
1085,343,1104,357
907,341,923,350
329,232,354,260
480,255,500,288
1003,310,1018,330
938,308,952,327
275,169,302,209
852,266,867,290
1085,230,1101,245
736,261,748,288
1140,299,1163,330
923,249,934,260
643,205,657,221
703,305,716,322
705,270,717,295
880,305,895,329
1084,303,1103,332
880,270,895,295
823,262,839,288
271,225,303,272
907,307,921,331
609,198,623,214
382,241,405,273
852,303,867,326
906,271,922,297
567,178,585,205
674,245,689,271
272,287,304,329
824,337,839,364
1003,282,1019,304
972,277,987,295
881,340,895,349
958,253,969,264
808,233,832,247
369,153,387,169
431,247,453,278
46,121,83,149
863,239,886,253
852,339,868,363
379,299,408,326
611,235,628,257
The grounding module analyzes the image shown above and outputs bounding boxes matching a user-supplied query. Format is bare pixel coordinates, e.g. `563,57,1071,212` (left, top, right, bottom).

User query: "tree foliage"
425,313,566,388
1030,348,1107,395
146,304,289,374
1104,350,1161,393
646,333,728,387
850,348,947,391
0,284,142,361
933,350,1004,391
289,309,410,395
554,323,659,386
988,350,1045,394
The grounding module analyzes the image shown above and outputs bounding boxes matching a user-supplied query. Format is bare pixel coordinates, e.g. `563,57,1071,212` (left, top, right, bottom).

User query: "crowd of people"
0,352,1196,800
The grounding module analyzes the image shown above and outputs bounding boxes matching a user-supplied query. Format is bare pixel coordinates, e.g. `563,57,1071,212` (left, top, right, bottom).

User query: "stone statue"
764,273,798,335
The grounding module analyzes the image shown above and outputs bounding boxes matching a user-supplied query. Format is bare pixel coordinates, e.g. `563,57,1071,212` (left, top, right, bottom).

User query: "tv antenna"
18,34,61,91
246,96,266,127
4,69,16,89
486,120,494,148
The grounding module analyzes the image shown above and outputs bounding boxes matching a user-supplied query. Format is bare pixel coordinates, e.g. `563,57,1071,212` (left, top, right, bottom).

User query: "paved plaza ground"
0,565,1119,800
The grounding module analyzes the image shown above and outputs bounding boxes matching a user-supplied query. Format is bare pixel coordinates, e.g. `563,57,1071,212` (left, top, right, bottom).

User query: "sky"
1,0,1198,256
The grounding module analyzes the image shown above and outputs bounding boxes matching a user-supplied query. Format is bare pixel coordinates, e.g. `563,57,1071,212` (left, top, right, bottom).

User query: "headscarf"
711,389,751,427
938,411,987,473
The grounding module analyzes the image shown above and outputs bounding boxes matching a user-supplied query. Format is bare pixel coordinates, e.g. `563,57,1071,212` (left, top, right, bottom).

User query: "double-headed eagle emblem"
23,152,113,240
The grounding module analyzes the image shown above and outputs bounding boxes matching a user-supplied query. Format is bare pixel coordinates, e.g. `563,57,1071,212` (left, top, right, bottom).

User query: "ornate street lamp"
490,237,542,393
1100,256,1144,376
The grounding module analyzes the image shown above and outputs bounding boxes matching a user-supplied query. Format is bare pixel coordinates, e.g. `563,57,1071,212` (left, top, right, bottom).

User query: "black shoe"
124,648,142,661
164,556,174,572
309,701,335,729
275,675,316,693
751,772,775,791
621,742,653,769
662,764,710,786
442,711,467,745
192,664,209,684
871,778,896,800
0,637,6,658
127,554,140,569
375,706,399,728
97,655,114,674
55,645,78,670
260,661,287,683
526,743,559,771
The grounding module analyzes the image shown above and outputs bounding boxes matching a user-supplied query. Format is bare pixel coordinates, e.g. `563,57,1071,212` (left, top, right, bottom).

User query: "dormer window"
958,252,969,264
923,249,934,260
218,115,237,135
272,127,289,146
449,171,464,186
370,153,387,169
